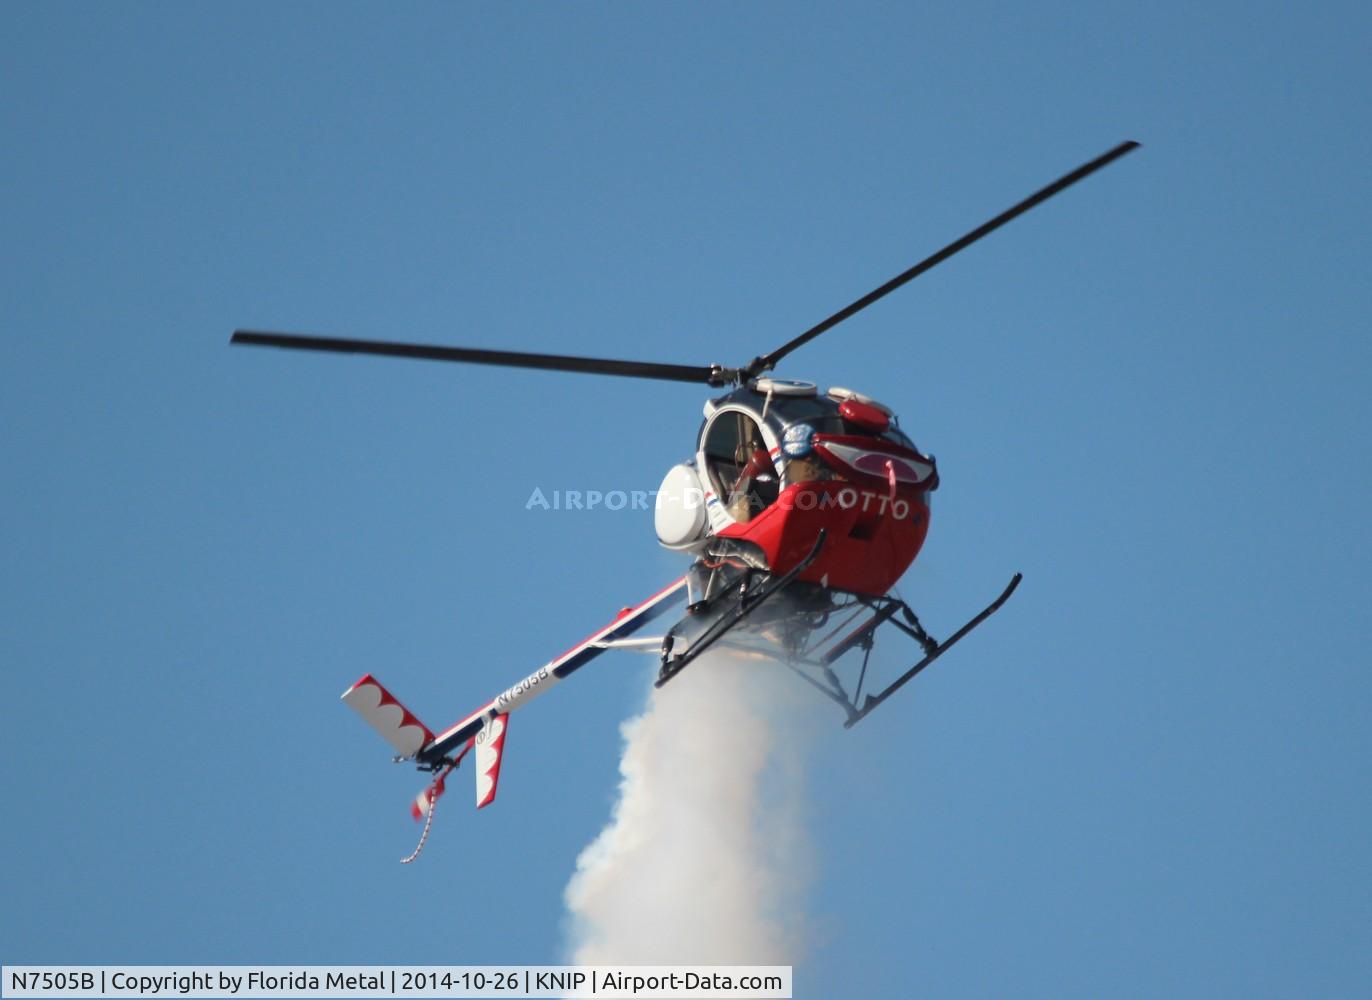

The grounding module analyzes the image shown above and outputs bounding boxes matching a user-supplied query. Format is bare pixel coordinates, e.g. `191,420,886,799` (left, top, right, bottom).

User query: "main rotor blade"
748,140,1140,377
231,331,733,386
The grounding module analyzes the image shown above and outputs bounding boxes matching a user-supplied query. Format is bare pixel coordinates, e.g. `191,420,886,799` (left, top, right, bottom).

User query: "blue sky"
3,2,1369,996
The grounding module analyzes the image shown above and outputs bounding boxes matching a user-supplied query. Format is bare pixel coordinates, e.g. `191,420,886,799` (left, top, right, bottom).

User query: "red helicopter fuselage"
658,378,939,597
719,436,934,596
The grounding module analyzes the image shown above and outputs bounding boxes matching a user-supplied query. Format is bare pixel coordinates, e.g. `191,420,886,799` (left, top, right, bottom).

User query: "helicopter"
233,140,1138,852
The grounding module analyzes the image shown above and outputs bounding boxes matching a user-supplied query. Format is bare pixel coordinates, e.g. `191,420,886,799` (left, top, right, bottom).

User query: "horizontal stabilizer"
341,674,435,757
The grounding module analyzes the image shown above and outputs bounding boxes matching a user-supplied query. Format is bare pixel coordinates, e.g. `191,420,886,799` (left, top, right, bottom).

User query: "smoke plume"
563,651,816,964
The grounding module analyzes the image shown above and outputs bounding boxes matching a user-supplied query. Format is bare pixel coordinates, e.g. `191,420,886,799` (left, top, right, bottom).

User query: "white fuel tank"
655,463,709,551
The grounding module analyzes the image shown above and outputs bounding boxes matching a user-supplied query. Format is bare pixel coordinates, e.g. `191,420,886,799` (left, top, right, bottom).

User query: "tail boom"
341,575,689,828
415,575,688,765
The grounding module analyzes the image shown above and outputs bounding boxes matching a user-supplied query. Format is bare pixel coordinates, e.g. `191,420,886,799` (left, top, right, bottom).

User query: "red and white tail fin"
407,712,507,819
474,713,509,809
340,674,435,757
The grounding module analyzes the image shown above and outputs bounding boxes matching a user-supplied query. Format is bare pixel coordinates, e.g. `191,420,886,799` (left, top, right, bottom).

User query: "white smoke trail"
563,651,817,965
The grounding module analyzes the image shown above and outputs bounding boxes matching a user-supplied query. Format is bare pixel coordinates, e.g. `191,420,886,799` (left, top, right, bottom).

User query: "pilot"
780,421,830,487
728,428,777,523
784,453,826,485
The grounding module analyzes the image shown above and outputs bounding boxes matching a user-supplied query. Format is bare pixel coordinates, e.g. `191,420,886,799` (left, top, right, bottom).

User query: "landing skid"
841,573,1022,727
647,534,1019,726
736,573,1022,726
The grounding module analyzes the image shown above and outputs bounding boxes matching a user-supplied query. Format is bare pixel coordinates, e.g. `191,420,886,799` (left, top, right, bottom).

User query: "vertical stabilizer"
475,714,509,809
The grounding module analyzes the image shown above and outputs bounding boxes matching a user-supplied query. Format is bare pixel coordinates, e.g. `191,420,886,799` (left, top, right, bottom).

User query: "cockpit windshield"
703,411,779,523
